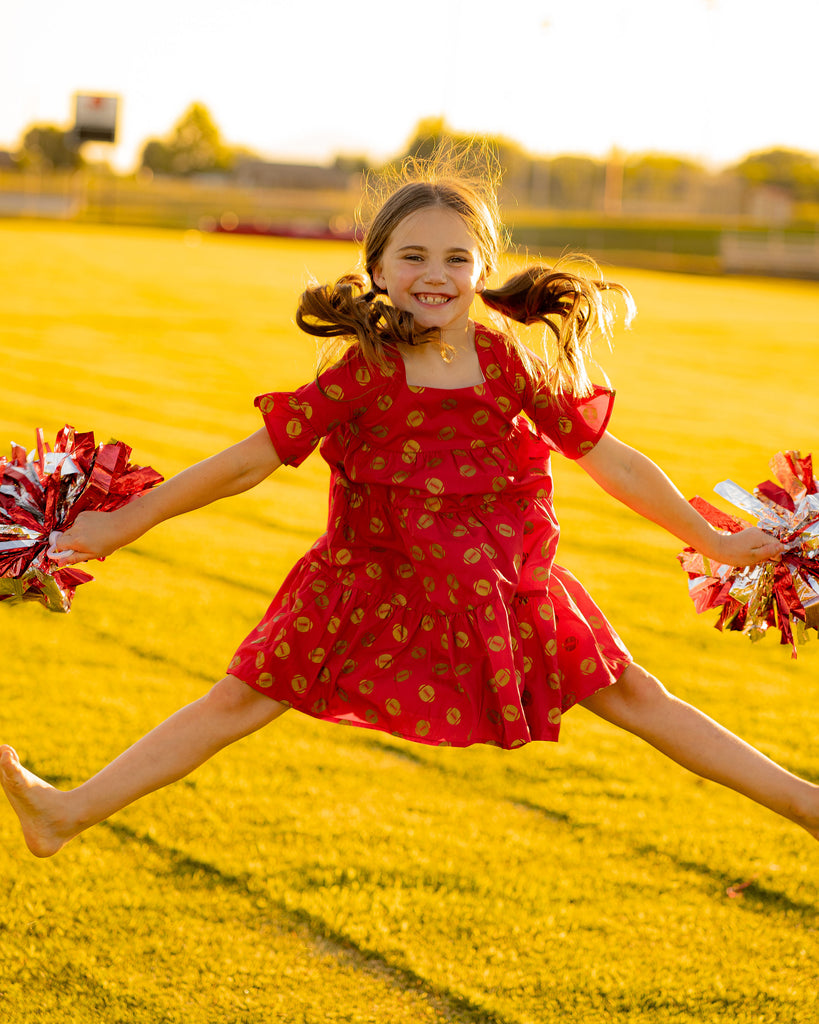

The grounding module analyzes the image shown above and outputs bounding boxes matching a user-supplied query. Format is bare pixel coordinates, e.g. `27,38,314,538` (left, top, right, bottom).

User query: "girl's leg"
0,675,285,858
580,662,819,838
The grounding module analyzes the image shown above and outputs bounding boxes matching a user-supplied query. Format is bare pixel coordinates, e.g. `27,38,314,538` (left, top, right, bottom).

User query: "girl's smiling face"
372,206,485,334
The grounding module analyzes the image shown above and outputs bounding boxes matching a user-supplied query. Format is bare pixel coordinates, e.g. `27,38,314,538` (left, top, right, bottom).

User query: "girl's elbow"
234,459,278,494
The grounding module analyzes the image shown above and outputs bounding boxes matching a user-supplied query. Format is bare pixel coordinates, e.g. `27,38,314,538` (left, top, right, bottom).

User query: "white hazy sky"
2,0,816,172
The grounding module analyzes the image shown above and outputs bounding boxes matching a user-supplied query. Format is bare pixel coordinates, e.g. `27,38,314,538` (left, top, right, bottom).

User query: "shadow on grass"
80,622,216,685
502,792,818,922
359,736,430,766
102,820,509,1024
636,842,819,918
508,796,573,824
127,545,276,597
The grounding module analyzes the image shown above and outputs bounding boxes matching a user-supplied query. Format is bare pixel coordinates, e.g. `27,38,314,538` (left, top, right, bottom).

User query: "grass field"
1,220,818,1024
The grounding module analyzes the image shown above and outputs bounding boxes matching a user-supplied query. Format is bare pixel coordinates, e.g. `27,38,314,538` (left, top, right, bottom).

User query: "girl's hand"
48,509,134,566
714,527,786,568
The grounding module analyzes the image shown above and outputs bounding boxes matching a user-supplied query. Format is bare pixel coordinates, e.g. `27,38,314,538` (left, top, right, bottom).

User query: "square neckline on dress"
397,324,488,393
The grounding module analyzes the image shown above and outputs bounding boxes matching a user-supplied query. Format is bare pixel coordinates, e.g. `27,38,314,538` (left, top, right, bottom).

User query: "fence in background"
720,231,819,278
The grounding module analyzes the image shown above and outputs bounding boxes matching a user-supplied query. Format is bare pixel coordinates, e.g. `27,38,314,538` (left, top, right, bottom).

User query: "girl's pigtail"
297,273,378,342
481,260,635,396
296,273,438,376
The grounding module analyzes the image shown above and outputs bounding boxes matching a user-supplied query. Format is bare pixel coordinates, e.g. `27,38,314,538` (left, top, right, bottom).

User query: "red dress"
228,324,631,748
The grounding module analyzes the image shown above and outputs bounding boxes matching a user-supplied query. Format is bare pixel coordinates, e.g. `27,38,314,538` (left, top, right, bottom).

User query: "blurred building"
233,158,358,191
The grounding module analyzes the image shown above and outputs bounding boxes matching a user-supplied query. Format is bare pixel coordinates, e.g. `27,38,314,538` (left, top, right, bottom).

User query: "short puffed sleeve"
255,348,373,467
483,326,615,460
526,385,614,459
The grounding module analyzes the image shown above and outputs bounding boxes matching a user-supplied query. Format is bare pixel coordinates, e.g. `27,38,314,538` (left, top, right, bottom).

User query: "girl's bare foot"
0,745,77,857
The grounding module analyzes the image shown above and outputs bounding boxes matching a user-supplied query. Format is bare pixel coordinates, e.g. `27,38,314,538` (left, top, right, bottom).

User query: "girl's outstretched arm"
577,433,785,567
53,428,282,565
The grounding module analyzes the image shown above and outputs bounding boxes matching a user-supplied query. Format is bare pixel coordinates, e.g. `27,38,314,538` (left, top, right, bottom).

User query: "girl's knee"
205,675,281,715
202,676,288,734
582,662,670,725
611,663,670,707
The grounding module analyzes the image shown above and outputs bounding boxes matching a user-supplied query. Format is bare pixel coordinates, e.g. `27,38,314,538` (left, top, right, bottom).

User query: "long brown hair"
296,156,634,396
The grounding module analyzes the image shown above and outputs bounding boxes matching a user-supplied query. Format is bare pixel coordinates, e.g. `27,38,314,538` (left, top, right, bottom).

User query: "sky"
2,0,817,173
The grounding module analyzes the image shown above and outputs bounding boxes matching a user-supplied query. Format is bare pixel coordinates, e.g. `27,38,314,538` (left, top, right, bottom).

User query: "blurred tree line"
7,104,819,215
398,117,819,214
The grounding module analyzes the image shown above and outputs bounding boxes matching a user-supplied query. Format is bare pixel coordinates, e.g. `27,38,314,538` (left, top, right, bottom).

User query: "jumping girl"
3,160,818,857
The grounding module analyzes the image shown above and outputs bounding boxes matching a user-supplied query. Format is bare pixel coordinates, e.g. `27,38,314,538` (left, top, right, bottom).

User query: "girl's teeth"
418,295,449,304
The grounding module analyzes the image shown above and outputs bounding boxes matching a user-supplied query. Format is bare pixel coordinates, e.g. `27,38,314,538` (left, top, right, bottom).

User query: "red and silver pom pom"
678,451,819,655
0,425,162,612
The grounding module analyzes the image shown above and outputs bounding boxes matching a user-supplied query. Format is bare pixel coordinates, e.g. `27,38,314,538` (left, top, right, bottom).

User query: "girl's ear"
372,264,386,290
476,271,486,293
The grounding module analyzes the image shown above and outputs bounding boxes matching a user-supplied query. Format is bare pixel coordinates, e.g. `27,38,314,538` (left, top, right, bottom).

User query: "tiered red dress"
228,324,631,748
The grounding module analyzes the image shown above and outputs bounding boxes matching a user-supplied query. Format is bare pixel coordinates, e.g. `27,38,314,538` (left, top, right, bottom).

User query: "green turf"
1,221,818,1023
